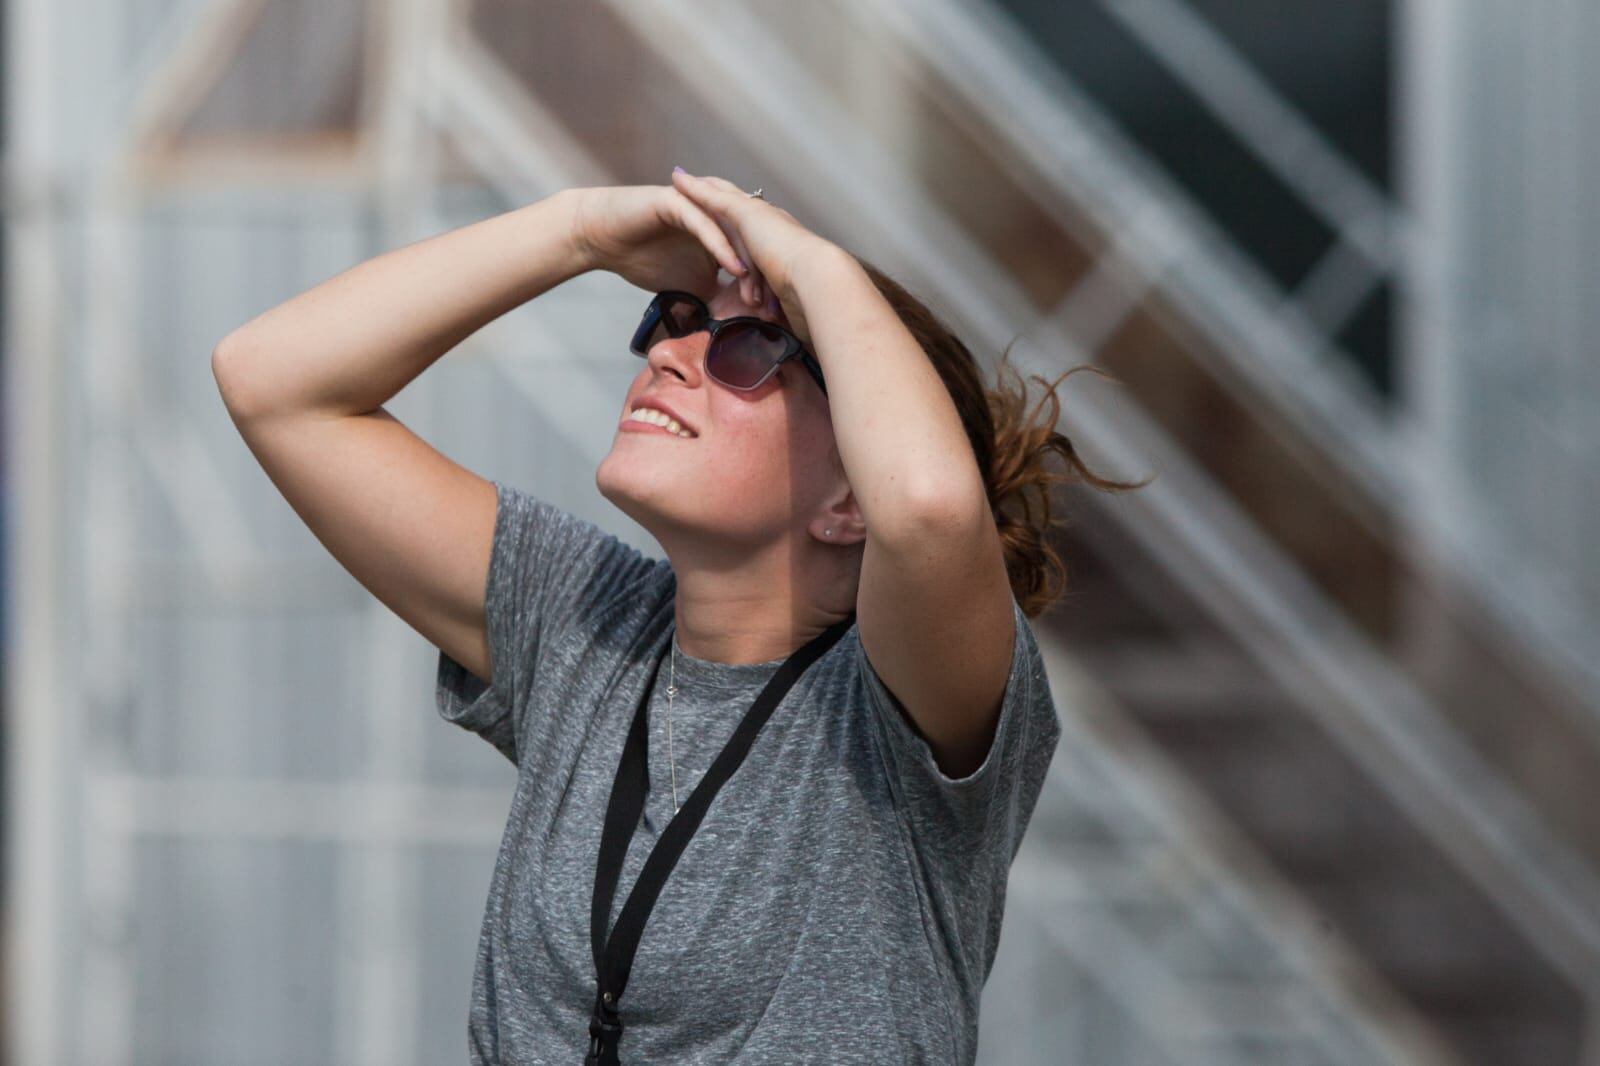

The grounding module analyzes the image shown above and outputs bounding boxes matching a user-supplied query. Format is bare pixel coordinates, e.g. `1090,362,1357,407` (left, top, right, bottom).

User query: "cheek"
722,413,834,493
700,409,793,486
715,416,791,483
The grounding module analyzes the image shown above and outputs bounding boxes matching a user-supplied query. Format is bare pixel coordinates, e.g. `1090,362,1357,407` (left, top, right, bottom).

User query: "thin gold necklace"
666,630,683,815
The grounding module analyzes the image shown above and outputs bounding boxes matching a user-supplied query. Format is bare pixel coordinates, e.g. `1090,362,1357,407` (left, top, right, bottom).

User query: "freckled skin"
597,277,843,556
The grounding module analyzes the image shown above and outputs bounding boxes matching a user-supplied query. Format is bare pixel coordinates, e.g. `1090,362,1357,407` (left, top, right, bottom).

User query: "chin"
597,457,677,525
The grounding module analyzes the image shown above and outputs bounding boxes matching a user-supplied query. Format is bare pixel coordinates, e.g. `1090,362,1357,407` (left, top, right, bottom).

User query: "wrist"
551,186,600,277
790,239,857,290
789,241,864,306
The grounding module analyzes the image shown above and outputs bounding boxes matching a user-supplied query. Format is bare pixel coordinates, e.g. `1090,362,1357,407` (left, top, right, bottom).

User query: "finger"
699,177,800,240
667,188,746,278
708,179,769,304
745,260,762,307
700,175,750,196
676,170,747,201
715,204,763,305
721,219,756,306
675,173,765,305
679,172,787,225
708,181,793,306
673,170,758,226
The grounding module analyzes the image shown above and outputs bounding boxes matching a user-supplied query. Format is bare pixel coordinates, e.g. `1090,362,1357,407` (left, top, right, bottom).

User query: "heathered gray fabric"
435,480,1062,1064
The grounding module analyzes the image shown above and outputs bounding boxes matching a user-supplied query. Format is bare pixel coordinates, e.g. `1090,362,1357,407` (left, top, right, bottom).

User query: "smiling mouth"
622,409,698,438
621,420,696,438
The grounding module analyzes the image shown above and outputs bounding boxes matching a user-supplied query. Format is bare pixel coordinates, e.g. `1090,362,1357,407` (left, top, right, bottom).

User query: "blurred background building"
5,0,1600,1063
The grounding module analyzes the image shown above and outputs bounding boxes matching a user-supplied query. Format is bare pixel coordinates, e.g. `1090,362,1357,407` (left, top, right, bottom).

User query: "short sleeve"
857,593,1062,988
859,593,1061,860
434,480,659,766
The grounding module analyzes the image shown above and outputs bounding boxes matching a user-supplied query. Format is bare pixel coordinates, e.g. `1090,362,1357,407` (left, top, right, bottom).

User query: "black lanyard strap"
585,612,856,1065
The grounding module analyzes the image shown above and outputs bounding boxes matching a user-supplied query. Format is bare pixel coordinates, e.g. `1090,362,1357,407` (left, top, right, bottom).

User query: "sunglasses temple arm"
802,353,828,397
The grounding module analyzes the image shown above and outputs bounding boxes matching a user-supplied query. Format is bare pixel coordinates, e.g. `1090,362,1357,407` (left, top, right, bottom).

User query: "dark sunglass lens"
708,321,790,388
634,294,707,354
659,294,706,336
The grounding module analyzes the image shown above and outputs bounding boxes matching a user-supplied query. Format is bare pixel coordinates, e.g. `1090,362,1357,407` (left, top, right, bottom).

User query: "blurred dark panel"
992,0,1395,397
1184,0,1392,192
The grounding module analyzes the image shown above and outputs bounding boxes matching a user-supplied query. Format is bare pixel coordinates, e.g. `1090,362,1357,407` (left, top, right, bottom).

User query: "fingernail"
673,165,686,174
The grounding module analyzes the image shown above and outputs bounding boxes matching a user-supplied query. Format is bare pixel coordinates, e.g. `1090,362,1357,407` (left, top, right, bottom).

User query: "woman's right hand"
568,184,761,305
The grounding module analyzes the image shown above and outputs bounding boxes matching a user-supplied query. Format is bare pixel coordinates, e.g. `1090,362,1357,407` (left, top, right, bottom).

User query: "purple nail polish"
673,165,686,174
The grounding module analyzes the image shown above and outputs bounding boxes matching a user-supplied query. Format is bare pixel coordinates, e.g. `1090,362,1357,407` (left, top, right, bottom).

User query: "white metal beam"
4,0,73,1058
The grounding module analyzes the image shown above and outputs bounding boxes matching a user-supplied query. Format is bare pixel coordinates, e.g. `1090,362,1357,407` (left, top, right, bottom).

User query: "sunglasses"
629,290,828,397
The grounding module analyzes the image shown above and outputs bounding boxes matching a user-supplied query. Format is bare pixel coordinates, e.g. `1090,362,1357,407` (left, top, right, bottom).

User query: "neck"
667,558,855,666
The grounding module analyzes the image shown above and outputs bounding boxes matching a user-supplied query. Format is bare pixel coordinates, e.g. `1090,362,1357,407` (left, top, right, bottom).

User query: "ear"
811,485,866,546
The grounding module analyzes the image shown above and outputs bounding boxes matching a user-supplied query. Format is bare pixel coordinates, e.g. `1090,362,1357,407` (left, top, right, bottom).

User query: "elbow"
904,468,991,530
210,331,241,384
870,479,990,549
211,331,264,422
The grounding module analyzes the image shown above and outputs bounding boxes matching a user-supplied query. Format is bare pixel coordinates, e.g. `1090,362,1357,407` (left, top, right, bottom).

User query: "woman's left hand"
669,169,841,347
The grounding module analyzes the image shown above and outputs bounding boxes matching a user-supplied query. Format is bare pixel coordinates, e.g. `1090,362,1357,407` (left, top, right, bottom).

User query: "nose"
644,328,708,387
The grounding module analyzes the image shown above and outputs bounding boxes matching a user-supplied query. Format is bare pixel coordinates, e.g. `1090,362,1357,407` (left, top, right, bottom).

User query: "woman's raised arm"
212,189,591,421
210,189,594,685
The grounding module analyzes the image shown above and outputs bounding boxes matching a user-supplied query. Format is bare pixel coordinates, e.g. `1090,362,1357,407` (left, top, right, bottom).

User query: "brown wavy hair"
838,256,1152,619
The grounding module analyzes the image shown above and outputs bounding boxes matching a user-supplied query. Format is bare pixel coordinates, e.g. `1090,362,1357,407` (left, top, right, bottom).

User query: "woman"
212,170,1142,1064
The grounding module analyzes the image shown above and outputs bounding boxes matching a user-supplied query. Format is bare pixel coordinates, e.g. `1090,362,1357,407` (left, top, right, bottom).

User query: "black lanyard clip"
586,989,623,1065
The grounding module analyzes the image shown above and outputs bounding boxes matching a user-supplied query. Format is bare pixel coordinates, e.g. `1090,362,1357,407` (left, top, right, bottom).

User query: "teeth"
628,407,695,437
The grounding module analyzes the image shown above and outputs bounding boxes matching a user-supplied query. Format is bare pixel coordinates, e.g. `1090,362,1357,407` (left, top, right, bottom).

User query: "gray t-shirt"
435,480,1061,1064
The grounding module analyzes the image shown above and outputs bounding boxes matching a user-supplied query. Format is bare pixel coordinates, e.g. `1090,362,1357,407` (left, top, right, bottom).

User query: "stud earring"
824,528,833,536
